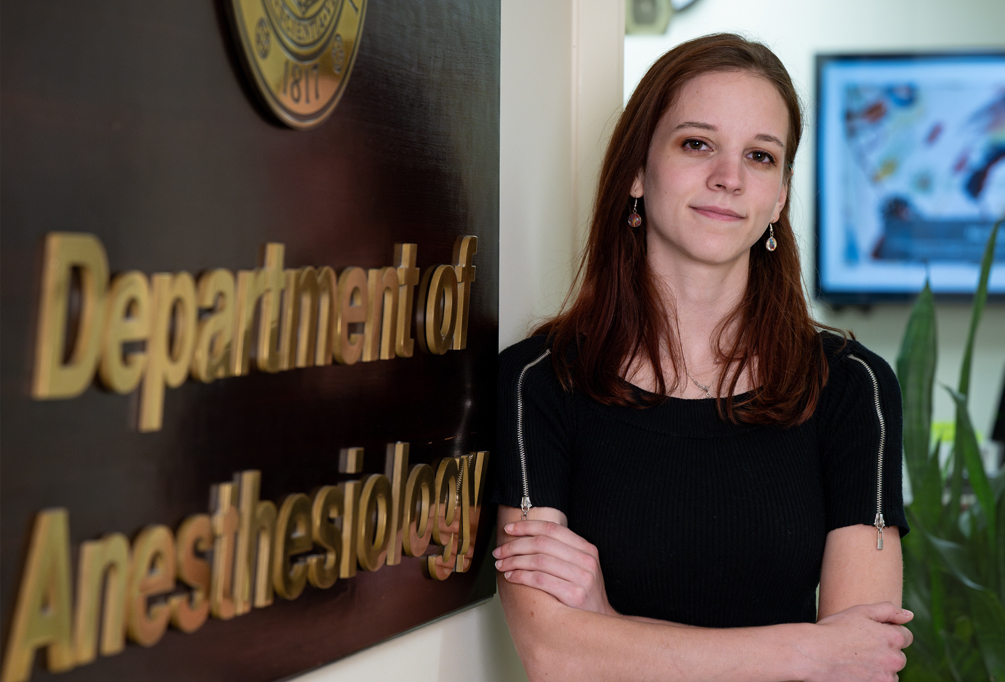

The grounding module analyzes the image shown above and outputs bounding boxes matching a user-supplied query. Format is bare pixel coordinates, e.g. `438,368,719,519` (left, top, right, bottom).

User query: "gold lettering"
393,244,419,358
1,510,74,682
30,236,481,431
2,444,490,679
338,448,363,578
423,457,459,580
210,483,239,620
98,271,150,394
339,479,360,579
273,494,312,600
402,463,434,558
255,244,285,374
340,446,363,474
32,233,108,400
417,265,457,356
139,272,197,432
231,269,266,377
454,455,472,570
384,442,409,566
233,471,277,613
278,269,298,370
455,451,489,573
355,475,391,572
333,267,367,365
191,269,235,382
171,514,211,633
452,236,477,350
73,533,129,664
127,526,175,647
362,267,399,362
310,267,337,366
307,486,342,589
279,266,336,370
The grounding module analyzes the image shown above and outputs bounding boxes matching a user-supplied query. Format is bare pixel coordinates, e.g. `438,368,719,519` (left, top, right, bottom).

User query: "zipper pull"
874,512,886,550
520,496,531,521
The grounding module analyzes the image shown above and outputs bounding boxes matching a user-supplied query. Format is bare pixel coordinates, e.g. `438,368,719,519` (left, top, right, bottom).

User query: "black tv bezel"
813,50,1005,306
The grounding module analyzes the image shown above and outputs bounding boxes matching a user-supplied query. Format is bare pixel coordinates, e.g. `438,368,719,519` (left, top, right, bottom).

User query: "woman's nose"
707,155,744,193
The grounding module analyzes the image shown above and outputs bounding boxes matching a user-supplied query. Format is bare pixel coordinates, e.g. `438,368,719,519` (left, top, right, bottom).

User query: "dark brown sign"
0,1,501,681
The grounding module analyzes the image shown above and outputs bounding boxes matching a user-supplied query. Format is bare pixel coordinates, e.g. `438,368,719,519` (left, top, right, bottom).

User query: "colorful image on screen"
816,53,1005,302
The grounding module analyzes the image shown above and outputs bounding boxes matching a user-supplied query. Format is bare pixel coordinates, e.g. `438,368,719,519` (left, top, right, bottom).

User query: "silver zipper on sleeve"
848,354,887,550
516,349,551,520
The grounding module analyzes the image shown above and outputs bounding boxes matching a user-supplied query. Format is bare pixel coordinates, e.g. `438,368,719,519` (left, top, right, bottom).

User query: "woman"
490,34,913,682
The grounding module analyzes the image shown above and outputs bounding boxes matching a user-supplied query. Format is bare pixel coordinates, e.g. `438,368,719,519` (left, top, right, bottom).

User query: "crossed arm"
494,504,912,682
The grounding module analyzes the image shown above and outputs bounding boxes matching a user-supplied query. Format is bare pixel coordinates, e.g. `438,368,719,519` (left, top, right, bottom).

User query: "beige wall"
291,1,625,679
625,0,1005,443
499,0,625,349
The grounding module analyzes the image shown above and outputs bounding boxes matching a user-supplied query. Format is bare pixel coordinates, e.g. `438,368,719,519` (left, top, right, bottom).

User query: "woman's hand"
494,519,615,616
800,602,914,682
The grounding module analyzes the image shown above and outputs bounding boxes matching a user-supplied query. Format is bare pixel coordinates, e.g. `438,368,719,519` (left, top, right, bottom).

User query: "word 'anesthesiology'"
2,445,488,682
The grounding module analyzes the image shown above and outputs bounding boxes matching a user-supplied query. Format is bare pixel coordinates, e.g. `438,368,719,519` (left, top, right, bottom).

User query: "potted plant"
897,219,1004,681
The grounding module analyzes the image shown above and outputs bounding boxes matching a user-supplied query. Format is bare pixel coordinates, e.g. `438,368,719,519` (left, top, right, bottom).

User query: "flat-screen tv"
815,51,1005,304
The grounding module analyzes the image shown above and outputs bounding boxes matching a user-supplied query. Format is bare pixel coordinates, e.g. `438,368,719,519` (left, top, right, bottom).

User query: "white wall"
499,0,626,349
625,0,1005,438
291,1,625,680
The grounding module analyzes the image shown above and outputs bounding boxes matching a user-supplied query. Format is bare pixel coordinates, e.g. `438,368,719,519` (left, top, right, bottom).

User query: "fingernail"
492,547,500,558
504,523,514,533
495,560,502,569
504,571,512,580
903,609,914,617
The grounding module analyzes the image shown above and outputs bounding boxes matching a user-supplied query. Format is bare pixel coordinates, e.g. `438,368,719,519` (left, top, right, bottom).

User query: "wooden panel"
0,1,500,680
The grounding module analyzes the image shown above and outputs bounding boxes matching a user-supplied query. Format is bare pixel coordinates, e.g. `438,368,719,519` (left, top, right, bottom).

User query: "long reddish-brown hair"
537,33,836,426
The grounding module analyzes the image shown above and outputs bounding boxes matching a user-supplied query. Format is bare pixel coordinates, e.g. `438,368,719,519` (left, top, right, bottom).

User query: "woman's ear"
770,178,788,224
631,170,644,198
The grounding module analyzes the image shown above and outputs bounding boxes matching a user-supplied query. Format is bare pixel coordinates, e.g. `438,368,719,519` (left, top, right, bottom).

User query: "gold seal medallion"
229,0,367,129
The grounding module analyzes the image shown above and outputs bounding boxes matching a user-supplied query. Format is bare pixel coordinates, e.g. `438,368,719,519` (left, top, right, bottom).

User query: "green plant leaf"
946,386,997,573
942,617,984,682
966,588,1005,681
910,442,946,531
926,532,988,591
957,217,1000,402
947,444,965,532
993,466,1005,503
931,538,948,637
902,654,949,682
999,469,1005,603
897,281,937,496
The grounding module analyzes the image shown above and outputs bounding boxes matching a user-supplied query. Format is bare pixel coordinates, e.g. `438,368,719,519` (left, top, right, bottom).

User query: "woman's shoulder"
818,330,900,397
500,335,551,364
499,335,562,391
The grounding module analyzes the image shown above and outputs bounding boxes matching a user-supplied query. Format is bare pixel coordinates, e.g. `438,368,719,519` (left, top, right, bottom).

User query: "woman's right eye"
682,139,708,151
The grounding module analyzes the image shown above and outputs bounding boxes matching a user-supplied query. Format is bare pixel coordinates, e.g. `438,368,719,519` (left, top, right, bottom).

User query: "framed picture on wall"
815,51,1005,304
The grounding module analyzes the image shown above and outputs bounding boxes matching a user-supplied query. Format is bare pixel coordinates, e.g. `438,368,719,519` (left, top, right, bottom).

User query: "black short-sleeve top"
489,332,909,628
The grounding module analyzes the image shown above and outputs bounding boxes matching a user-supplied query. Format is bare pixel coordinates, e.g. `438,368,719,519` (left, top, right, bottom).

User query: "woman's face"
633,70,790,274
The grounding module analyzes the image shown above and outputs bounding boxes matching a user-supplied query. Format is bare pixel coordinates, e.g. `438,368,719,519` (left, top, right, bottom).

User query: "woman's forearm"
499,578,811,682
495,508,911,681
500,577,912,682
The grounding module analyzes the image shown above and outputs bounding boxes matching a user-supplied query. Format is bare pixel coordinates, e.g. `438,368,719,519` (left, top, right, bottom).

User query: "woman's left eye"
749,150,776,165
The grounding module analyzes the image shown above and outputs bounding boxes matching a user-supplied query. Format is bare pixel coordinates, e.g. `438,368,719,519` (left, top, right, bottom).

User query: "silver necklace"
685,369,712,398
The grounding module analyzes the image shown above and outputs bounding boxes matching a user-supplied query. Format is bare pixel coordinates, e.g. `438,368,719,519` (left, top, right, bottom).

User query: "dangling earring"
627,197,642,227
765,224,777,252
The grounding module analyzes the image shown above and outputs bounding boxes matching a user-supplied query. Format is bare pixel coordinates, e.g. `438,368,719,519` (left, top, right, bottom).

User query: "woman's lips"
691,205,744,221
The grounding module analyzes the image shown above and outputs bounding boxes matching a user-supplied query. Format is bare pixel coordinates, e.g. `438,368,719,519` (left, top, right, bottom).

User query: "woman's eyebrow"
672,122,786,150
754,133,786,150
673,121,716,133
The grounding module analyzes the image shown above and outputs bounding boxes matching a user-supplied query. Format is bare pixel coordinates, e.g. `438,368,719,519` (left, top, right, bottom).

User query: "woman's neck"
639,249,752,396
